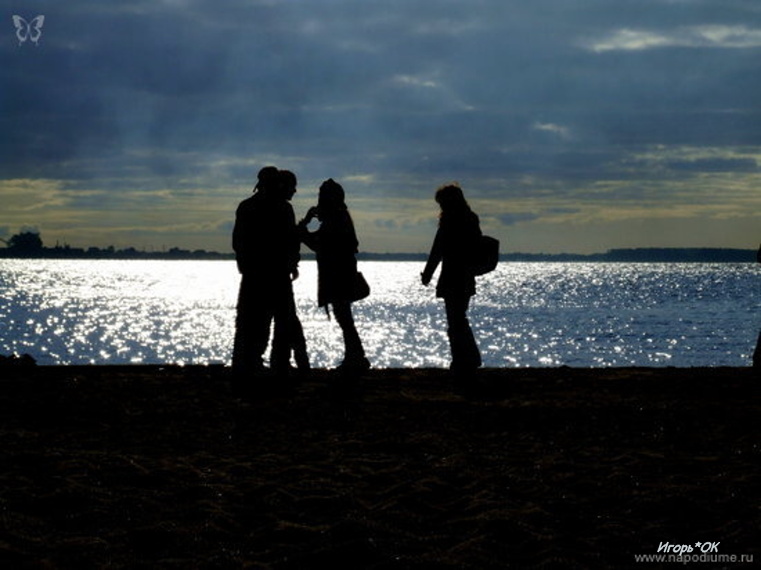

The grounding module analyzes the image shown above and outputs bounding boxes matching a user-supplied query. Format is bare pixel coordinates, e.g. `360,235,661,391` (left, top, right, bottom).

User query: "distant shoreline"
0,247,756,263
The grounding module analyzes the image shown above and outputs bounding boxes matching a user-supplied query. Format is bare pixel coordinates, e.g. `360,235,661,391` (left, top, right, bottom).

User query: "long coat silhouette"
299,179,369,371
301,206,359,307
424,208,481,299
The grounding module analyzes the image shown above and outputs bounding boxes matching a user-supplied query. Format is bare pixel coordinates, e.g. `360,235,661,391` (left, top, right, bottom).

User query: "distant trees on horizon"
2,231,44,255
0,229,756,262
0,230,231,260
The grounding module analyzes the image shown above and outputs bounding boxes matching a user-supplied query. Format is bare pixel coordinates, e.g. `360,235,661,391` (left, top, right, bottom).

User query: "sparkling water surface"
0,260,758,367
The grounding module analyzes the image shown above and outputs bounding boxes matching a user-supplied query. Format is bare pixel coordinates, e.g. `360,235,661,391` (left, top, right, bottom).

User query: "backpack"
472,235,500,276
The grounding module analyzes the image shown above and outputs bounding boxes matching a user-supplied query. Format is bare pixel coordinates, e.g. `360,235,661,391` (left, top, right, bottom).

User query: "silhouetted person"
232,166,300,379
298,179,370,372
279,169,310,372
421,183,483,373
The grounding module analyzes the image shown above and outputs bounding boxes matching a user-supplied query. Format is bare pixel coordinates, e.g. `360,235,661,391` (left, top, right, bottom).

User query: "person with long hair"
298,179,370,372
421,183,483,372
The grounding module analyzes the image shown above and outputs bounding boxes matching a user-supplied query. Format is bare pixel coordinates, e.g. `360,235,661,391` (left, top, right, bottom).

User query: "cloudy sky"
2,0,760,254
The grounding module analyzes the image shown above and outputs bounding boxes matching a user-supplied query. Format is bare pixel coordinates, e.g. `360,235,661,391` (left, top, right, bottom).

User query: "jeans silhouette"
332,301,365,364
444,295,481,371
232,274,292,372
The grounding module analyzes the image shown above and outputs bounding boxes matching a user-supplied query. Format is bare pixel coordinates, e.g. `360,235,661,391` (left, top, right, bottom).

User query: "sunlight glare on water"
0,259,757,367
1,260,240,365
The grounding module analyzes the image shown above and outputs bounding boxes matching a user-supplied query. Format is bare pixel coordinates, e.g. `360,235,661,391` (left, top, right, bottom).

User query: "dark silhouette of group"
232,168,371,382
232,167,487,386
232,167,302,376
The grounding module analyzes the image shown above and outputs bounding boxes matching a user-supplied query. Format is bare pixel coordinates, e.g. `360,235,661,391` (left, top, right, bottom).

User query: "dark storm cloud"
2,0,760,252
4,1,760,179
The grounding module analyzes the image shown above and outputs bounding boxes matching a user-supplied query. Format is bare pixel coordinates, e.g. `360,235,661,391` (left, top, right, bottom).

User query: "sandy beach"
0,364,758,568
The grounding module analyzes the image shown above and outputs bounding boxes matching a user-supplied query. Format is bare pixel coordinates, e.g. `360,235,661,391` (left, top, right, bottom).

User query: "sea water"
0,259,758,368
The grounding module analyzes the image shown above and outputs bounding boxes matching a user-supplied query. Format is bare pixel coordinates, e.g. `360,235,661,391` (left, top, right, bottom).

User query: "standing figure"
421,183,483,373
298,179,370,372
232,166,300,379
278,169,310,372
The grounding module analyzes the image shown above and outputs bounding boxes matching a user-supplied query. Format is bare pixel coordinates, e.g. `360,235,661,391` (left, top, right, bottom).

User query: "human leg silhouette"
444,294,481,372
332,301,369,371
233,275,274,374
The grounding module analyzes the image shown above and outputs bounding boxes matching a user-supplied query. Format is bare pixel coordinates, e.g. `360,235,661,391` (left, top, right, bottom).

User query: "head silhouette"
435,183,471,216
279,169,298,201
255,166,279,195
318,178,346,212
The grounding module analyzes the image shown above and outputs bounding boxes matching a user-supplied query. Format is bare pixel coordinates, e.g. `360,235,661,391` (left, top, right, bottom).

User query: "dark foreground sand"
0,365,758,569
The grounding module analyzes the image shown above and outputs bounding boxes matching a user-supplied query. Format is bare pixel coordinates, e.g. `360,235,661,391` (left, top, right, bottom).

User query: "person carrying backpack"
421,183,483,373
